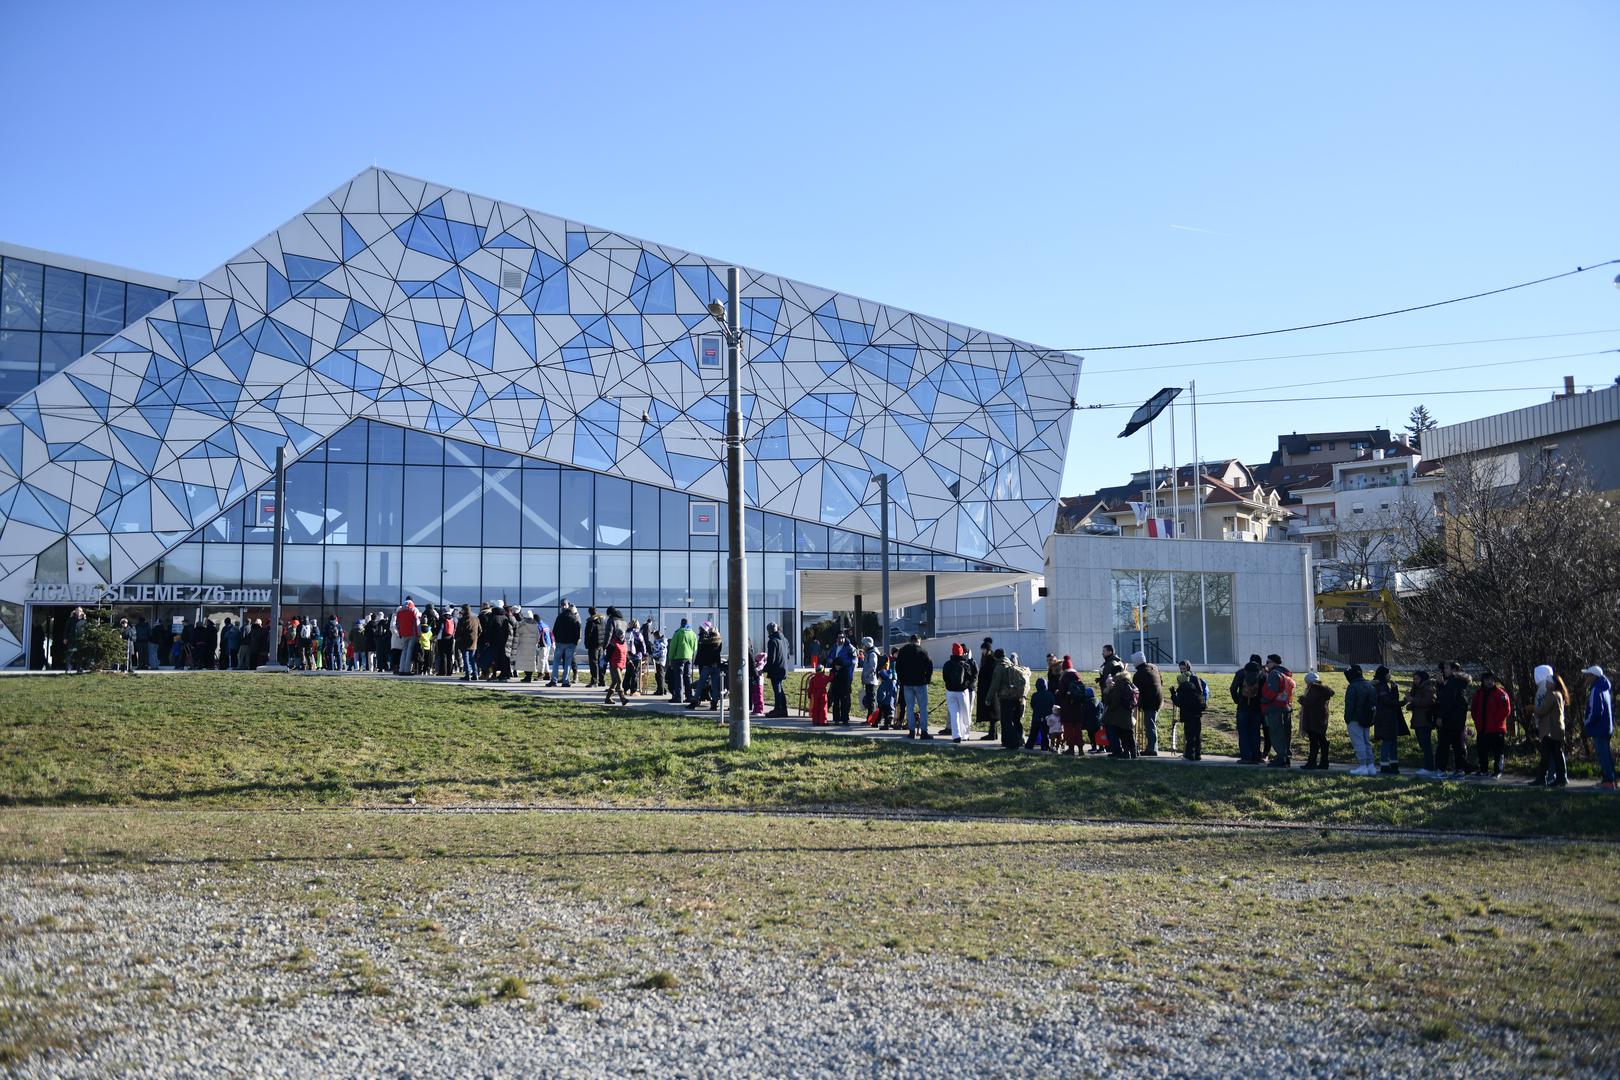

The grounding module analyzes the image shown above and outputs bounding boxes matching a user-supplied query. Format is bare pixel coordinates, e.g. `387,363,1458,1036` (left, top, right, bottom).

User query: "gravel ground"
0,860,1570,1079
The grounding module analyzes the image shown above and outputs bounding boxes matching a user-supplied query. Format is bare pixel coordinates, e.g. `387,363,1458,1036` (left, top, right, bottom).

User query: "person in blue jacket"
1583,665,1615,790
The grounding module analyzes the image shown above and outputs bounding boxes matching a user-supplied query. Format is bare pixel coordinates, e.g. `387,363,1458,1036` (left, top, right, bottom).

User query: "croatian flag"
1128,501,1175,538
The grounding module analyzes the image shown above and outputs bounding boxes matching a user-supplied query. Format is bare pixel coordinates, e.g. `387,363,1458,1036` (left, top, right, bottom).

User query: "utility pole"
257,443,289,672
878,473,891,653
722,267,749,750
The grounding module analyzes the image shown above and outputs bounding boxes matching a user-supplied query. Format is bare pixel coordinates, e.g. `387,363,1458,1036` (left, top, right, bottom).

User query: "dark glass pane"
763,513,790,553
484,446,520,468
594,474,631,547
482,466,520,543
403,428,442,465
367,463,403,544
324,419,368,462
1,259,43,330
560,470,592,548
401,465,443,546
660,488,688,548
284,461,326,544
0,330,39,404
365,546,403,607
444,438,481,467
124,284,170,321
323,462,366,544
443,466,482,543
42,267,84,333
39,332,81,378
521,469,560,547
631,482,660,547
84,276,126,334
367,421,404,463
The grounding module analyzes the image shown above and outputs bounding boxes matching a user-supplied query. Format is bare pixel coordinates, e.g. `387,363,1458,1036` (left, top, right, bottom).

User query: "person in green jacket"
666,618,698,704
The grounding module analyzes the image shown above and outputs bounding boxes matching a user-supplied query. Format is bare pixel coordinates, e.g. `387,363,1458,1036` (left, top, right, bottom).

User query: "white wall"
1043,533,1316,676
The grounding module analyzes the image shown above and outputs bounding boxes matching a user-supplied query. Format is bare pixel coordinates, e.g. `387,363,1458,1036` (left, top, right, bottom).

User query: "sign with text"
699,334,722,370
26,582,273,605
255,491,278,527
689,501,718,535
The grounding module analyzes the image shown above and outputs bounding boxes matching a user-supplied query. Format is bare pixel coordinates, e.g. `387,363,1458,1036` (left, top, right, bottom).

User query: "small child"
875,659,897,728
418,627,433,674
750,652,766,716
807,664,831,725
1027,677,1056,751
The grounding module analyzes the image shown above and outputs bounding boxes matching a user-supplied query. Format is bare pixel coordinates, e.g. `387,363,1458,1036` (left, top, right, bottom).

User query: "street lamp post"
706,269,750,750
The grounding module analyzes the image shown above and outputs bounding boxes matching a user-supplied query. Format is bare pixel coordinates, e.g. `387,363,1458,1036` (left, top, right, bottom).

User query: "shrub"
76,624,126,672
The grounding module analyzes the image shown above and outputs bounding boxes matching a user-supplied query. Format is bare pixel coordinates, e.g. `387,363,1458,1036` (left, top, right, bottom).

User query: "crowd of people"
57,601,1617,789
797,636,1616,790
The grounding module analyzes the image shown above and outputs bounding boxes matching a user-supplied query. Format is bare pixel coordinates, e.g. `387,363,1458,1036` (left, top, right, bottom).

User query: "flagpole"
1147,417,1156,539
1169,395,1179,669
1192,379,1209,667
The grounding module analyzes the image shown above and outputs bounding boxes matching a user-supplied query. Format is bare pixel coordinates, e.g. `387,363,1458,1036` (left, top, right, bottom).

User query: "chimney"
1562,375,1575,397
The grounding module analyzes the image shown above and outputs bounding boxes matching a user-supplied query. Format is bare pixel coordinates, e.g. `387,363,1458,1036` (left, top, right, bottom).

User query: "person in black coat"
764,623,790,717
584,607,607,687
975,638,1000,741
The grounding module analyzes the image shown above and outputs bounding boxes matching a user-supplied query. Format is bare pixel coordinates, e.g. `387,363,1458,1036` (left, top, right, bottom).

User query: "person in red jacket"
807,664,832,725
1470,669,1512,777
605,636,629,705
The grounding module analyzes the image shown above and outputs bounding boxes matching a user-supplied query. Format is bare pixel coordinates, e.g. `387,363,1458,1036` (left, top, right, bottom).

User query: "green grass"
2,808,1617,1071
0,673,1613,838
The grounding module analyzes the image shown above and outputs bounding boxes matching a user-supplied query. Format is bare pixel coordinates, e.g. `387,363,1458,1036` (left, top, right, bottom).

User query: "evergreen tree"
1406,403,1437,448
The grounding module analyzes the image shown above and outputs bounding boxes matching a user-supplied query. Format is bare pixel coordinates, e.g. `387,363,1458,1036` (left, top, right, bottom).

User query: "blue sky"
2,0,1615,496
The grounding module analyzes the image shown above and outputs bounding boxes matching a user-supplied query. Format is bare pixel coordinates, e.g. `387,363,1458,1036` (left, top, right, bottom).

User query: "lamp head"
1613,272,1620,290
707,300,727,321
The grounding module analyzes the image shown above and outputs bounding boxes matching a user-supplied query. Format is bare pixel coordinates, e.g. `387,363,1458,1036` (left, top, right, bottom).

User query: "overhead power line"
1059,259,1620,351
1079,327,1620,375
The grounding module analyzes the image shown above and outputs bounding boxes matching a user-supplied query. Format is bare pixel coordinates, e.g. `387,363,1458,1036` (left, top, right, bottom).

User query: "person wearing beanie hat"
976,639,1001,741
1261,654,1297,768
1342,664,1378,775
1404,670,1438,776
1131,650,1165,755
1170,660,1208,760
1581,665,1614,788
1229,657,1267,764
859,636,880,722
1372,664,1407,774
943,642,973,743
1300,670,1335,770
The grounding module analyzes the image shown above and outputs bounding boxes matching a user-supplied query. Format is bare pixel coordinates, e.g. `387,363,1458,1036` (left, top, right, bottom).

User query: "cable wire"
1057,259,1620,351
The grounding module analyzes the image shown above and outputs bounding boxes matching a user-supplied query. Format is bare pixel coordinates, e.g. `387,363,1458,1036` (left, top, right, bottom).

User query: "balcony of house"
1333,473,1410,493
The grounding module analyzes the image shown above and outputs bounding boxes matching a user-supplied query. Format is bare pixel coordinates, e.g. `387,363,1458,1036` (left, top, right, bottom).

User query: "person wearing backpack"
995,651,1029,750
1261,654,1296,767
1170,660,1208,761
1434,661,1473,779
1130,651,1165,756
1229,656,1265,764
1103,671,1138,758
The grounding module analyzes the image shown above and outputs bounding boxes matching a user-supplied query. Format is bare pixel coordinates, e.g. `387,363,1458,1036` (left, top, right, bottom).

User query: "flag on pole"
1117,387,1183,439
1127,501,1175,537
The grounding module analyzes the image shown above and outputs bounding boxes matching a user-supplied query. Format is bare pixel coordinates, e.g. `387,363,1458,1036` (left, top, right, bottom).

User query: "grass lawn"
3,808,1617,1072
1,674,1613,839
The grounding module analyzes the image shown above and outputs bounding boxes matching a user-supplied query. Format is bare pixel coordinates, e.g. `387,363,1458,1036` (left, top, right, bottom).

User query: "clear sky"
2,0,1615,497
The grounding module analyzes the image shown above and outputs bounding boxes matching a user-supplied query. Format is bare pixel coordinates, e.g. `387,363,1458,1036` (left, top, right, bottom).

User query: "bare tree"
1398,452,1620,738
1317,510,1405,620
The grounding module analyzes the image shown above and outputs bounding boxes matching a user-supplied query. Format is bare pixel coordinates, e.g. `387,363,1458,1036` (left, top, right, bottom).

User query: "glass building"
0,170,1082,667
